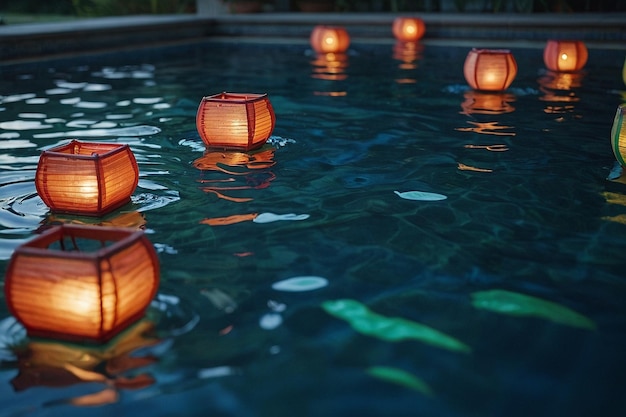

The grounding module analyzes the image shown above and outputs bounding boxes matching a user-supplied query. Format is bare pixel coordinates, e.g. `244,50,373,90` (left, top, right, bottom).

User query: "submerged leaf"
366,366,433,396
394,190,447,201
321,299,470,353
471,289,596,330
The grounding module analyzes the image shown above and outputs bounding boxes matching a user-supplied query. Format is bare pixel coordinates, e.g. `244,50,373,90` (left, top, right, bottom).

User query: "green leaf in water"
471,289,596,330
366,366,434,396
321,299,471,353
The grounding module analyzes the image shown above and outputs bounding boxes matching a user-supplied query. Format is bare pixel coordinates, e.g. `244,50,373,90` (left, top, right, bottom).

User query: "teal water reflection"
0,41,625,417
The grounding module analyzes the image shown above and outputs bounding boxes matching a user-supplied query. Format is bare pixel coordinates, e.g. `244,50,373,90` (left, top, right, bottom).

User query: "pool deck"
0,12,625,63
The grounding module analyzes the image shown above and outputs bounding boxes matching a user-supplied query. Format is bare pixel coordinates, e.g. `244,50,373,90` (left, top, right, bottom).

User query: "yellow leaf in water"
458,163,493,173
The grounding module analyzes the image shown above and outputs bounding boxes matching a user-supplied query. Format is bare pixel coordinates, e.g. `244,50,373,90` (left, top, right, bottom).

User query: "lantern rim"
12,224,148,261
41,139,132,160
202,92,269,104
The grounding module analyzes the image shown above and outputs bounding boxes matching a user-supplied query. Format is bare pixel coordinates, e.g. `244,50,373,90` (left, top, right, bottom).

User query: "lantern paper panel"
392,17,426,42
4,224,159,343
196,92,276,151
310,25,350,54
464,48,517,92
35,140,139,217
612,104,626,167
543,40,588,72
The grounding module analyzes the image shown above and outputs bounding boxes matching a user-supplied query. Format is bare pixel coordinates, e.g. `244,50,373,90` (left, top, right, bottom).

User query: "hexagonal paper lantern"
464,48,517,92
543,40,588,72
611,104,626,167
35,140,139,217
196,92,276,151
392,17,425,42
4,224,160,343
310,25,350,54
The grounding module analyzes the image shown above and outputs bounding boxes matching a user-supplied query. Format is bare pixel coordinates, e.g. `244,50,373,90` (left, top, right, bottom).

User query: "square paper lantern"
310,25,350,54
392,17,425,42
196,92,276,151
543,40,588,72
4,224,160,343
611,104,626,167
35,140,139,217
464,48,517,92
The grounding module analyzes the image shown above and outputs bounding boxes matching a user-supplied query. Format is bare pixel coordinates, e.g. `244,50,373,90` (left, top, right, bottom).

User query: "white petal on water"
253,212,310,223
259,313,283,330
394,190,447,201
272,276,329,292
197,366,236,379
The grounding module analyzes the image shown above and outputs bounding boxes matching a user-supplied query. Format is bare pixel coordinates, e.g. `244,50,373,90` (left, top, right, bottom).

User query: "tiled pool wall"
0,13,625,63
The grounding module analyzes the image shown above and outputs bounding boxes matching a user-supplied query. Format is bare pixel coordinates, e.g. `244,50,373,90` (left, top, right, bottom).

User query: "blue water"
0,39,625,417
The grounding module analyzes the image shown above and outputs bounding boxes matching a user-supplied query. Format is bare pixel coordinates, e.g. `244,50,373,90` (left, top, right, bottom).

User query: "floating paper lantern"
392,17,425,42
611,104,626,167
310,25,350,54
464,48,517,92
35,140,138,217
4,224,160,343
543,40,588,72
196,92,276,151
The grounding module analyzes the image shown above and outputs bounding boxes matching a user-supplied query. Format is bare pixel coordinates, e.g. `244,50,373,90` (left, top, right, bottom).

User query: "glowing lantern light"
35,140,138,217
196,92,276,151
310,25,350,54
4,224,160,343
392,17,425,42
543,40,588,72
463,48,517,92
611,104,626,167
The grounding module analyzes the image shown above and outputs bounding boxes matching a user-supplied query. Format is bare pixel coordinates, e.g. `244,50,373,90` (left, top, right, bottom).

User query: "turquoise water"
0,39,625,416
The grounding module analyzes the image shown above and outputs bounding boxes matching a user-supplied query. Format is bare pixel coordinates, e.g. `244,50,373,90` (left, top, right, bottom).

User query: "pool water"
0,39,626,417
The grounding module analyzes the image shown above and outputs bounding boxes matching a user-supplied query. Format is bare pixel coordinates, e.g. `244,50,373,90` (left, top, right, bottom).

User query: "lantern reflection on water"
193,148,276,203
311,52,348,81
393,41,423,71
10,321,159,402
460,90,516,115
538,70,583,115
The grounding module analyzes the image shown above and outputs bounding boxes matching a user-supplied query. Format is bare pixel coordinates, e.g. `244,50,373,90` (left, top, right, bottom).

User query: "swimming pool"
0,38,625,417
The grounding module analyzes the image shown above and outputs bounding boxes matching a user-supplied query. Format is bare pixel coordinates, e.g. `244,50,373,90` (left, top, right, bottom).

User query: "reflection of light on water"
310,52,348,96
392,41,423,71
538,70,583,109
311,52,348,81
456,121,516,136
460,90,516,115
193,147,276,203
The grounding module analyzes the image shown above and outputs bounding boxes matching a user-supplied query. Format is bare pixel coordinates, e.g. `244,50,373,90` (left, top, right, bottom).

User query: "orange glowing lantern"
543,40,588,72
196,92,276,151
611,104,626,167
310,25,350,54
463,48,517,92
35,140,138,217
4,224,160,343
392,17,425,42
